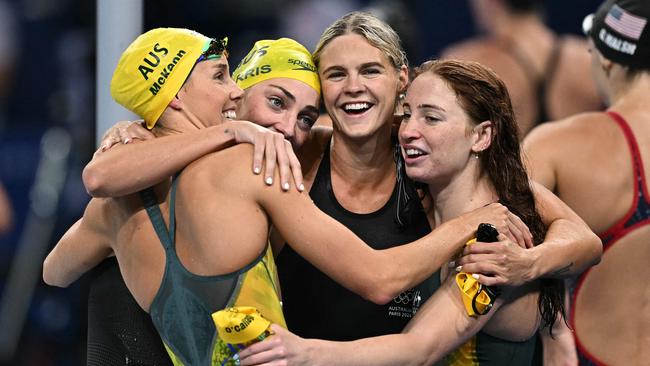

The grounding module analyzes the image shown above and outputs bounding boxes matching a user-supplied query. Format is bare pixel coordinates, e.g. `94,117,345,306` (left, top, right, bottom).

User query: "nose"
398,118,421,143
228,77,244,101
272,115,296,141
343,74,364,94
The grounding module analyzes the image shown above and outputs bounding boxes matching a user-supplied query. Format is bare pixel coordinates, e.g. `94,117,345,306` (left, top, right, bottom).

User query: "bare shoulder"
183,144,256,183
442,38,527,86
525,112,611,149
559,35,590,57
440,37,496,60
556,36,598,89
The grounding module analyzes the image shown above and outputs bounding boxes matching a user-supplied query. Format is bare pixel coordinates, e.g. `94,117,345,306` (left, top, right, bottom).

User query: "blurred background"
0,0,601,364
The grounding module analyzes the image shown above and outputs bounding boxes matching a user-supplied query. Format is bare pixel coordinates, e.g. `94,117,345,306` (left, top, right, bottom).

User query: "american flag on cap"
605,3,648,40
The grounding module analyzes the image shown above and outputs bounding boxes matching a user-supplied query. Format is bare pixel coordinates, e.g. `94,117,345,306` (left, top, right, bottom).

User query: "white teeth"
223,110,236,119
343,102,370,111
405,148,425,157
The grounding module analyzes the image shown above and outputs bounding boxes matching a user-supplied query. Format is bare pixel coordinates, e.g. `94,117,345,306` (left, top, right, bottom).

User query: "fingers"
99,135,120,152
99,120,150,150
456,259,496,275
244,126,304,191
251,130,303,192
455,263,508,286
286,143,304,192
238,336,278,362
100,120,130,142
503,221,524,249
238,325,289,366
455,262,505,286
264,134,278,187
477,203,532,249
508,212,533,248
252,132,265,176
274,137,292,192
124,121,154,143
474,273,502,287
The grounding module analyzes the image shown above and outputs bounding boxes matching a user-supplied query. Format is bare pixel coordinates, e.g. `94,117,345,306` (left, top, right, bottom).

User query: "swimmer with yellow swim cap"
50,33,323,365
47,26,489,366
110,28,231,130
91,36,321,193
233,38,321,148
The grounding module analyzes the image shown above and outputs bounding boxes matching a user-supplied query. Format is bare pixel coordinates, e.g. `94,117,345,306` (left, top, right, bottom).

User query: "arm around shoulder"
83,122,246,197
240,276,508,366
259,173,501,304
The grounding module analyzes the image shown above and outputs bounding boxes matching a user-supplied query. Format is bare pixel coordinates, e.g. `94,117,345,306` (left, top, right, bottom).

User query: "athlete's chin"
404,167,432,185
338,123,386,139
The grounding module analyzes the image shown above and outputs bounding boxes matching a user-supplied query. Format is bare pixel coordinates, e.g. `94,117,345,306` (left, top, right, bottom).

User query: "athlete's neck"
329,126,395,186
609,72,650,108
430,165,497,226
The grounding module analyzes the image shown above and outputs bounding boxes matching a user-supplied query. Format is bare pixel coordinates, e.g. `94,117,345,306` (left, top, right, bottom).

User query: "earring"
474,153,480,159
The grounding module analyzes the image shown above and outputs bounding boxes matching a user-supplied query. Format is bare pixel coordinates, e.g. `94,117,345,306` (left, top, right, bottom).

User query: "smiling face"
318,33,407,140
238,78,320,148
399,72,479,186
176,57,242,128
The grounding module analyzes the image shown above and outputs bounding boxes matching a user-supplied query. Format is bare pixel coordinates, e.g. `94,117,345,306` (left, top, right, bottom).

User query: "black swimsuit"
277,140,439,340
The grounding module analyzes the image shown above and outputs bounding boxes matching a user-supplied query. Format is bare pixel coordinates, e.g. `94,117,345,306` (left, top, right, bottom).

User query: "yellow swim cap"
212,306,271,345
110,28,223,129
232,38,320,95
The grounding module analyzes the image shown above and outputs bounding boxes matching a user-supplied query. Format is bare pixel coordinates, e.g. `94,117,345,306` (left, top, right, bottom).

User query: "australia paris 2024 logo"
388,289,422,318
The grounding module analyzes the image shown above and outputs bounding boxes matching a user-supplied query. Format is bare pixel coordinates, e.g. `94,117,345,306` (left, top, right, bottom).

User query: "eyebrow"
321,61,386,74
269,85,296,103
360,62,385,69
301,105,319,116
211,62,228,72
415,103,446,113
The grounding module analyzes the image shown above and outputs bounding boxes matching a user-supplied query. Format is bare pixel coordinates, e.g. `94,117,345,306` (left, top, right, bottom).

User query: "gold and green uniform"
141,174,285,366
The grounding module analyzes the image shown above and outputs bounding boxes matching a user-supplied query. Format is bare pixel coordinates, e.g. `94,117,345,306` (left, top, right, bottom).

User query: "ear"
599,54,613,77
168,94,183,111
397,65,409,93
471,120,493,153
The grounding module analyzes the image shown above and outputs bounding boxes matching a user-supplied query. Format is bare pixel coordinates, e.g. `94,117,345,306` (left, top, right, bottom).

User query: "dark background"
0,0,601,364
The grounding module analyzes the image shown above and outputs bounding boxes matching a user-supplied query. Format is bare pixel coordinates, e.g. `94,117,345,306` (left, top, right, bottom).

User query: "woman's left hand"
455,234,536,287
238,324,309,366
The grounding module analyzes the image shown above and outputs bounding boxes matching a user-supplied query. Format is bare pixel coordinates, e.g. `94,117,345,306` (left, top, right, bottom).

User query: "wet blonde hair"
313,11,407,70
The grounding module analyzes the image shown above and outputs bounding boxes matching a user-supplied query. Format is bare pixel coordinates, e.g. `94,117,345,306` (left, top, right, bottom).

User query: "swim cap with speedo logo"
110,28,223,129
232,38,320,95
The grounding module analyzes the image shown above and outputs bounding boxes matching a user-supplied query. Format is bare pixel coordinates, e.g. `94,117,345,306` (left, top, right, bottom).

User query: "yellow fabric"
455,238,494,317
232,38,320,95
445,335,479,366
163,344,185,366
110,28,212,129
231,245,286,329
213,246,286,365
212,307,271,345
163,246,286,366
